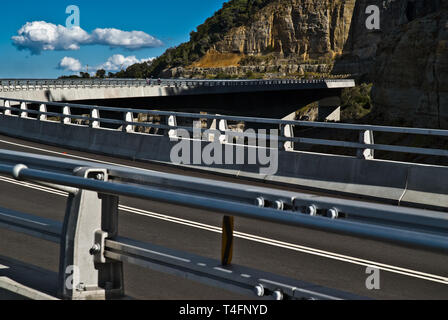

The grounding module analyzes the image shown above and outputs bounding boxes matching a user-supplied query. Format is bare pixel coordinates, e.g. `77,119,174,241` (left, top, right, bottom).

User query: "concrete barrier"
0,115,447,211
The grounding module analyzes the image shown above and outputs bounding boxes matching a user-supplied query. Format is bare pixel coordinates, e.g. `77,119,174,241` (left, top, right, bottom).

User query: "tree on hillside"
109,0,273,78
95,69,106,78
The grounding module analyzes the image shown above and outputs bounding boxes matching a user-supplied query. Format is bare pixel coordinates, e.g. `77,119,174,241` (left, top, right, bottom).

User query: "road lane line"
1,175,447,285
120,206,448,285
0,138,155,172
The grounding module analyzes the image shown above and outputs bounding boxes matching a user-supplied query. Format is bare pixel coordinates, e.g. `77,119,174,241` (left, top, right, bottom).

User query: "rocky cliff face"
213,0,356,60
158,0,447,128
371,2,448,128
206,0,443,78
335,0,443,76
209,0,448,128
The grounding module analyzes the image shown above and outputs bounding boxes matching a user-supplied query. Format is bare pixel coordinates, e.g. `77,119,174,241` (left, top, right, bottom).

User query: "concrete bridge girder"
1,80,355,119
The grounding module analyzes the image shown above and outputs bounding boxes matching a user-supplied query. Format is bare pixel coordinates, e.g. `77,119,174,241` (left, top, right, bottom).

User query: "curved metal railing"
0,78,356,92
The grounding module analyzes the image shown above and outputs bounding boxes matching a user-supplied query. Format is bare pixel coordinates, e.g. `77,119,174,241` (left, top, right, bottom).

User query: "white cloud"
57,55,155,74
12,21,163,54
97,54,154,71
90,29,163,50
12,22,89,53
58,57,83,72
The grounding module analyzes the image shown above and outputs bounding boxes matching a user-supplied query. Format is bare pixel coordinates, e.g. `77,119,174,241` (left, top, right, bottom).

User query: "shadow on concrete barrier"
1,116,447,211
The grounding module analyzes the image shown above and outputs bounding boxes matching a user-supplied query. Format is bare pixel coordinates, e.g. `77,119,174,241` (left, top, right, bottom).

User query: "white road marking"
1,174,447,285
0,138,155,172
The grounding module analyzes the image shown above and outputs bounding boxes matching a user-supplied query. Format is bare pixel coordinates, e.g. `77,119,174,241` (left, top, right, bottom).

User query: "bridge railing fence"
0,149,447,300
1,97,448,163
0,78,354,92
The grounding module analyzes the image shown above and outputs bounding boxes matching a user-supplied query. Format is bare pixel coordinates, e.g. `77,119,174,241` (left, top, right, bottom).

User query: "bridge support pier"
318,97,341,122
58,168,124,300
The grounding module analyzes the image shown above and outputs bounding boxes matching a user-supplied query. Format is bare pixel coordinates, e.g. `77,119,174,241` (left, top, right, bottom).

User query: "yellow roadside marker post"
221,216,234,266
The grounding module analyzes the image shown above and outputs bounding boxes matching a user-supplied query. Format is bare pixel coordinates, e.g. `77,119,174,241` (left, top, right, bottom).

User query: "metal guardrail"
0,78,355,92
1,96,448,161
0,149,447,299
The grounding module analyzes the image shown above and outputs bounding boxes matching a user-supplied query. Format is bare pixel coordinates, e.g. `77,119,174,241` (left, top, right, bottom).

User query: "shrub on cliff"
111,0,274,78
341,83,373,121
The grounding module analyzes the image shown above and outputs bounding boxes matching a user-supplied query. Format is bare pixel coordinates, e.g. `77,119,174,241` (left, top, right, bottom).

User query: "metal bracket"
92,230,109,264
58,167,124,300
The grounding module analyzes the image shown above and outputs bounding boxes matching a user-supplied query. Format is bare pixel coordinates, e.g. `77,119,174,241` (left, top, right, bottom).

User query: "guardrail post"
124,112,134,133
58,168,124,300
167,115,178,139
357,130,375,160
219,119,229,144
91,108,100,129
20,102,28,118
39,104,47,121
3,100,11,116
207,117,229,144
193,120,202,140
206,118,218,142
281,124,295,151
63,106,71,125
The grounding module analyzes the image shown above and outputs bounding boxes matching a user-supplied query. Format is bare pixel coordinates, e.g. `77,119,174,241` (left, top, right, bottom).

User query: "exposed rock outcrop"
154,0,448,128
213,0,356,60
334,0,443,77
162,63,331,79
371,4,448,128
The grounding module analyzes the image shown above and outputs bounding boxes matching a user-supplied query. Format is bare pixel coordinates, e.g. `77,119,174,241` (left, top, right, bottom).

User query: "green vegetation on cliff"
341,83,373,121
111,0,273,78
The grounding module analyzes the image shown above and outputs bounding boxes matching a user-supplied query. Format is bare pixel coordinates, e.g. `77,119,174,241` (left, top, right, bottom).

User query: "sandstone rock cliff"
212,0,356,61
155,0,447,128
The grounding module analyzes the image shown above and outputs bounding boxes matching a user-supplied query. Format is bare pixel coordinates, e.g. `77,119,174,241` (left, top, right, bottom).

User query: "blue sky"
0,0,227,78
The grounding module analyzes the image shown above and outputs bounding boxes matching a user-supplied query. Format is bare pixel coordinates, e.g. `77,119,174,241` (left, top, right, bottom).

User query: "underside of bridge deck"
64,88,342,119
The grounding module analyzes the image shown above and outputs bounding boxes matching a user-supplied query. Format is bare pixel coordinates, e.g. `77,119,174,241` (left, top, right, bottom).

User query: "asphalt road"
0,133,447,300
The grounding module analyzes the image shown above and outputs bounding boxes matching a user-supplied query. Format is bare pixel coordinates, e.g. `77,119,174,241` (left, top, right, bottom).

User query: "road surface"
0,133,447,300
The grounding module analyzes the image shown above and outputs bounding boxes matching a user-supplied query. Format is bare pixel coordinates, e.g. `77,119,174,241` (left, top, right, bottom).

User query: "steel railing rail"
0,207,62,243
2,95,446,136
1,148,447,234
102,236,352,301
2,102,448,155
1,96,448,161
0,150,447,299
0,78,355,93
1,161,448,253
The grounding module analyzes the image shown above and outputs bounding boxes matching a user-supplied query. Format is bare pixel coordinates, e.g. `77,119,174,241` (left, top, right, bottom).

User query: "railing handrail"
0,150,447,251
1,96,448,162
0,78,356,91
1,96,447,137
0,149,447,300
